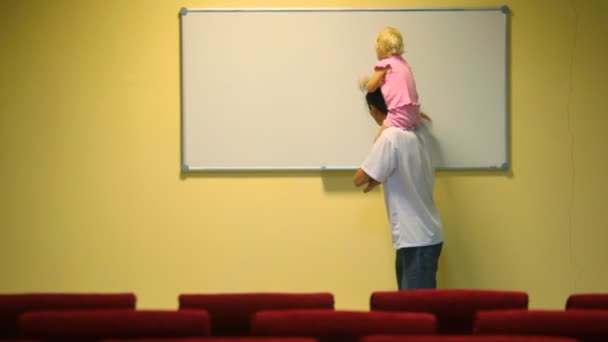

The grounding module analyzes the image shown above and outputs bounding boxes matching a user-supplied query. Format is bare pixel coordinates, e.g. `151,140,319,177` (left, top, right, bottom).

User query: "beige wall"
1,0,606,310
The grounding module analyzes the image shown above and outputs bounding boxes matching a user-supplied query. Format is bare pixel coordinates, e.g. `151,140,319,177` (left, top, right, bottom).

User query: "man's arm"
355,127,394,193
353,168,370,187
353,168,381,193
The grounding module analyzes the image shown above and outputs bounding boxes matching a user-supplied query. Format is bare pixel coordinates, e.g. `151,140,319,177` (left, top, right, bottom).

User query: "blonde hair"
375,27,404,57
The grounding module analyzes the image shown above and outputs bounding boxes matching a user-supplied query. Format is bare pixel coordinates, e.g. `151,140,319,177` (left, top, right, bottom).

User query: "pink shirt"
375,55,421,129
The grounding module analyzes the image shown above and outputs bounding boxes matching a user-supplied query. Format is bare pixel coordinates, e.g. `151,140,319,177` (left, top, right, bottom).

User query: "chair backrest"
179,293,334,336
101,338,318,342
251,309,437,342
474,309,608,342
19,309,210,341
361,334,580,342
0,293,136,338
566,293,608,310
370,289,528,333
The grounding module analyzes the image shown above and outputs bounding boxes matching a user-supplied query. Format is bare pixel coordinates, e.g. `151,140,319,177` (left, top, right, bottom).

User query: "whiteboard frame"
179,6,510,172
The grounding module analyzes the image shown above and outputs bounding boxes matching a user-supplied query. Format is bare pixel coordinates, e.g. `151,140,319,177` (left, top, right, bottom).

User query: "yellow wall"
1,0,606,310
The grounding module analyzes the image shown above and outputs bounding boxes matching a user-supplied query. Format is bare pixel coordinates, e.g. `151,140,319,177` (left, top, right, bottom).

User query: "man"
354,89,444,290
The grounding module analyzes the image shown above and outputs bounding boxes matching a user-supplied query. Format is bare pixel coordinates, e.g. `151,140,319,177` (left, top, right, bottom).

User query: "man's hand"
363,179,381,193
354,168,381,193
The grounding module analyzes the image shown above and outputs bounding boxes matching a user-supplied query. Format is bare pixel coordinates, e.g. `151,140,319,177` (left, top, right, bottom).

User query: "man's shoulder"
377,127,423,151
380,127,415,140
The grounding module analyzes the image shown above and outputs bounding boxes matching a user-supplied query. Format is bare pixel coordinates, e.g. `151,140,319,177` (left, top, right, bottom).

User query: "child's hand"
358,75,370,92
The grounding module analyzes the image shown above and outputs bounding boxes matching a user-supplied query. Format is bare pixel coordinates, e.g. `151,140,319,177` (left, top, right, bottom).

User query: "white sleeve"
361,134,395,183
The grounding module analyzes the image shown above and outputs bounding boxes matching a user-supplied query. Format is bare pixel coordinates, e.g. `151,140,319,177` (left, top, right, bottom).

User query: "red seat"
19,309,209,341
0,293,136,338
370,289,528,333
251,309,436,342
566,293,608,310
101,338,318,342
361,334,580,342
179,293,334,336
474,309,608,342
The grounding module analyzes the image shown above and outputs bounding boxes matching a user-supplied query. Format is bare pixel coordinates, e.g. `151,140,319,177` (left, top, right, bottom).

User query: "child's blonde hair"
375,27,404,57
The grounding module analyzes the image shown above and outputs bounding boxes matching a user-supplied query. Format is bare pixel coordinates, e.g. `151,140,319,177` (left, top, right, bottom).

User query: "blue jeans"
396,242,443,290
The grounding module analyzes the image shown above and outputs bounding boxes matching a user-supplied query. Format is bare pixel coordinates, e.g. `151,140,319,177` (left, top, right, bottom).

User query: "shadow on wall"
179,169,364,193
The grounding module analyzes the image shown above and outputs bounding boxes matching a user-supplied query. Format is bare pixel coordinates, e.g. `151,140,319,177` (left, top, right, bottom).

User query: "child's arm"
373,125,388,142
365,68,388,92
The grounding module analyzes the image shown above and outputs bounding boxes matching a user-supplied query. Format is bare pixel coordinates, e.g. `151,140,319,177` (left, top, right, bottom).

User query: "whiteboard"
180,7,509,171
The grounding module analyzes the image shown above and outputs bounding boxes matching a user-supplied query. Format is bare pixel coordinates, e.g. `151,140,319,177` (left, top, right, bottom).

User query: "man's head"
365,89,388,126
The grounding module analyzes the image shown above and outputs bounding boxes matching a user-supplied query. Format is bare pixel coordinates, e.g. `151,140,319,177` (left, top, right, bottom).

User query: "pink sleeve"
374,58,391,71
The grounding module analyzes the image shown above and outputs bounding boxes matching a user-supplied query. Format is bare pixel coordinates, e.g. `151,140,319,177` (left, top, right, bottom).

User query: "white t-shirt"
361,126,443,249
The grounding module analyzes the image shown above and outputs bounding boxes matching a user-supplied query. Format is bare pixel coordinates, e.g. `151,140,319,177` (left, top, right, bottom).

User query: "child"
360,27,423,141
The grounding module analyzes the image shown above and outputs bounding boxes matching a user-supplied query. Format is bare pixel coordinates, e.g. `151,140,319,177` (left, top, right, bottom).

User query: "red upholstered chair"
19,309,209,341
370,289,528,334
566,293,608,310
251,309,436,342
179,293,334,336
474,309,608,342
361,335,580,342
101,338,318,342
0,293,136,338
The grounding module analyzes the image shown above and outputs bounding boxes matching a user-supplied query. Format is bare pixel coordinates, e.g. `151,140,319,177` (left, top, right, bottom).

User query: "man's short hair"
365,89,388,114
